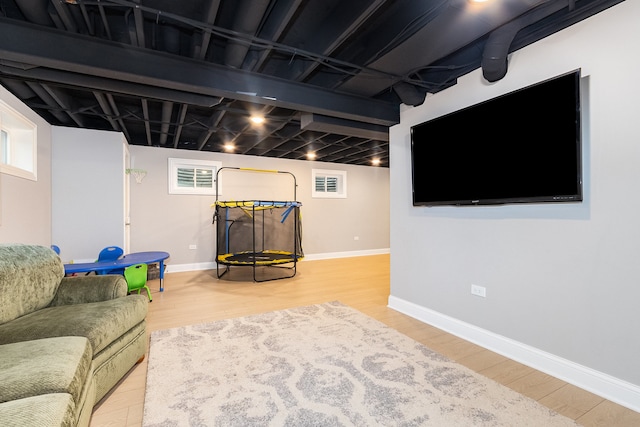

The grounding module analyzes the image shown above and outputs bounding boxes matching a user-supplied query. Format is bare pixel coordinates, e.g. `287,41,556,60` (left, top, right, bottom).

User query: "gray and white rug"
143,301,579,426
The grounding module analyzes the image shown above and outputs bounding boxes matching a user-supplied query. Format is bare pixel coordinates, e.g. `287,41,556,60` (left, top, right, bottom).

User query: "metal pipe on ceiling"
41,83,84,126
93,91,120,130
172,104,189,148
50,0,78,33
140,99,152,145
158,101,173,146
24,81,70,124
194,0,221,61
224,0,270,68
106,93,131,141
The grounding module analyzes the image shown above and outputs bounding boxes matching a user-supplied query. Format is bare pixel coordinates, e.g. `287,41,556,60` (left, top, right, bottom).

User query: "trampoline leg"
216,262,230,279
252,261,298,283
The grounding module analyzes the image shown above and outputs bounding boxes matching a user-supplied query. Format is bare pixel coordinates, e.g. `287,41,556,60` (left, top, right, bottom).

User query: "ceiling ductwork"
483,0,577,82
300,113,389,141
392,82,427,107
337,0,554,98
224,0,271,68
13,0,52,26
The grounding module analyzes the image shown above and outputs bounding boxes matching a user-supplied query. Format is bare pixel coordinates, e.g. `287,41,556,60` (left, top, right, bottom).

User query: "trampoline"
212,169,303,282
218,250,299,265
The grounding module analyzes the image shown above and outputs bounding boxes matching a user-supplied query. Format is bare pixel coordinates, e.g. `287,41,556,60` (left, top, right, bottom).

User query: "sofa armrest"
49,275,128,306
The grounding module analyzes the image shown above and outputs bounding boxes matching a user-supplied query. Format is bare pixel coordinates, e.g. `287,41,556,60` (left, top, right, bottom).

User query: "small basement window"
168,158,221,195
312,168,347,198
0,100,37,181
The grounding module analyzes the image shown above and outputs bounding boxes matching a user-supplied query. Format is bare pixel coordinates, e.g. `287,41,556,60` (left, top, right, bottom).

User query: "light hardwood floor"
90,255,640,426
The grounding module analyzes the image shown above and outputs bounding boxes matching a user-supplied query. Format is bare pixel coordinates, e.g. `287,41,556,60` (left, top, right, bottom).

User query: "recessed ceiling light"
371,158,381,166
306,152,316,160
250,115,265,124
223,143,235,152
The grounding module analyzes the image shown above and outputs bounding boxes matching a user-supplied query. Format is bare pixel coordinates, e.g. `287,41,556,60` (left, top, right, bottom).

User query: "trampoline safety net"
214,201,303,267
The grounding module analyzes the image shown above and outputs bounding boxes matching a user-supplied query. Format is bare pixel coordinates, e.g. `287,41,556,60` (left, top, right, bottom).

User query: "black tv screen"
411,70,582,206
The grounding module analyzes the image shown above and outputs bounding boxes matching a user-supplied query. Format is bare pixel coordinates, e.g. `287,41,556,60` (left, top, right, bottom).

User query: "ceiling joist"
0,18,399,127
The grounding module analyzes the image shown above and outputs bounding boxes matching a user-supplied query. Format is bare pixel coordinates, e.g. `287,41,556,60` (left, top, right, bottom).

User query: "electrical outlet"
189,244,197,250
471,284,486,298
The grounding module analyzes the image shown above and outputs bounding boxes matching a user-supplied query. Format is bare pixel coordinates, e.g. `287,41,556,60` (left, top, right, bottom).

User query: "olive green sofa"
0,244,149,427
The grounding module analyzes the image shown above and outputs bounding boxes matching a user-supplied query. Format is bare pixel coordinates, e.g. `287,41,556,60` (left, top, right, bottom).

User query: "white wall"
128,145,390,269
389,1,640,411
0,86,52,245
51,127,128,261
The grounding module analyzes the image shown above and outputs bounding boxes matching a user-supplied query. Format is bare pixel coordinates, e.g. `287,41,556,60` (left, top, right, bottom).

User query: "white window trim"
168,157,221,195
0,99,37,181
312,168,347,199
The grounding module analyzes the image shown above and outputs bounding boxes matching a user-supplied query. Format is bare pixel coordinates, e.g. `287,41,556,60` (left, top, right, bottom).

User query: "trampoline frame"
213,168,303,282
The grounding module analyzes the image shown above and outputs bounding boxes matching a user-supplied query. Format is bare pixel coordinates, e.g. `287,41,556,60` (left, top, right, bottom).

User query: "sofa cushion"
0,295,148,354
0,244,64,324
0,393,76,427
0,337,92,405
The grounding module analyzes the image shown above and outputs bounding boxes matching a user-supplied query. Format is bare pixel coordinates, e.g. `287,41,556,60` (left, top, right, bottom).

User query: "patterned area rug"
143,302,579,426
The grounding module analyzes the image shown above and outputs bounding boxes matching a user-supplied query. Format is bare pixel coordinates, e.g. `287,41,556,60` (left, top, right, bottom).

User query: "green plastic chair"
124,263,152,302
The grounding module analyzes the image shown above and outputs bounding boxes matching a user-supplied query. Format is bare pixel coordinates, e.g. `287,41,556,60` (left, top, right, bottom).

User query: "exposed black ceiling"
0,0,623,167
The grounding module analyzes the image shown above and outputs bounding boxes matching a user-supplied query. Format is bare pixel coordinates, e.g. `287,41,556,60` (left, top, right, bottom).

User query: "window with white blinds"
168,158,221,195
177,167,213,188
0,130,8,164
0,100,37,181
312,169,347,198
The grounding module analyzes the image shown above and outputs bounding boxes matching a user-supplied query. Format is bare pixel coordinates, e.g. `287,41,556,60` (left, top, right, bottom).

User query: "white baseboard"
388,295,640,413
165,249,390,273
302,248,390,261
165,262,216,273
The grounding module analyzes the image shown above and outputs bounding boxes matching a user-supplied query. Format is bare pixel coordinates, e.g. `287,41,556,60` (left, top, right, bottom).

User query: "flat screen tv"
411,70,582,207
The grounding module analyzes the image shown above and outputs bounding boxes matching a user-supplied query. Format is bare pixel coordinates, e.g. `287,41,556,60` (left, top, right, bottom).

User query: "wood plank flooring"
89,255,639,426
